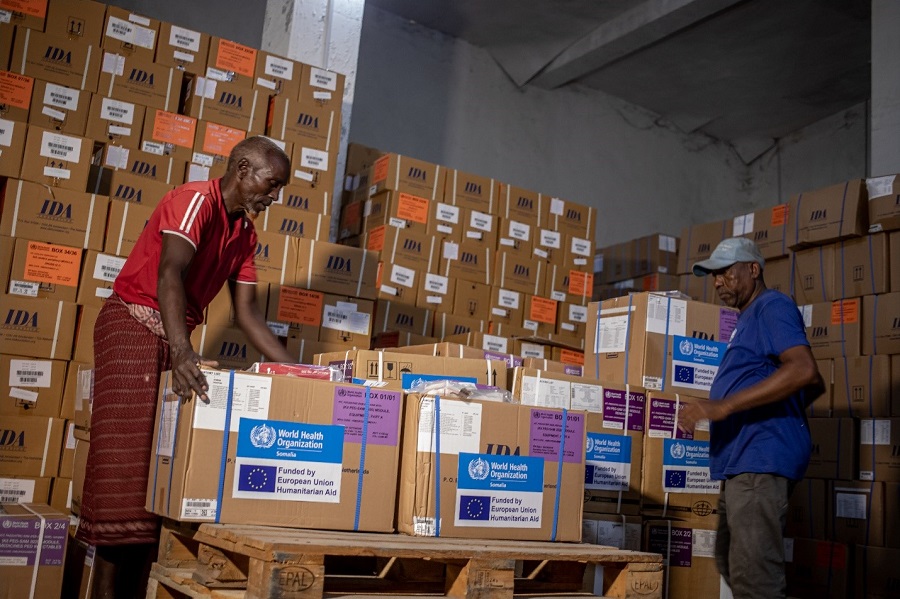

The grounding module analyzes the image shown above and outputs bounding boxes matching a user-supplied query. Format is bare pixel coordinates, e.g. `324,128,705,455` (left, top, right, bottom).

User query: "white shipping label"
95,288,113,299
521,376,569,409
466,231,483,240
267,321,289,337
205,67,232,82
9,359,52,388
498,289,520,310
571,382,602,413
0,11,10,23
482,334,508,353
860,419,891,445
539,229,561,249
192,370,273,432
389,217,407,229
294,170,314,182
416,397,482,455
9,280,39,297
186,163,209,182
571,237,591,256
43,166,71,179
492,308,509,317
866,175,896,199
300,147,329,171
107,17,155,48
533,248,549,259
733,213,754,236
520,342,544,358
128,13,151,26
0,118,13,147
523,320,539,332
256,77,277,90
0,478,36,503
169,25,201,52
173,50,195,63
313,91,332,101
835,491,867,519
509,220,530,241
693,529,717,558
551,291,566,302
337,300,360,311
42,106,66,121
43,83,79,110
192,152,214,167
561,323,575,331
436,203,460,224
379,285,398,296
413,517,437,537
574,258,588,266
101,98,136,125
469,210,493,232
181,498,217,520
10,388,39,402
424,273,449,294
426,296,443,304
265,55,294,79
660,235,677,253
40,131,82,162
646,296,687,337
595,315,630,353
550,197,564,215
143,141,165,155
584,520,642,550
66,422,76,449
101,51,126,76
443,241,460,261
569,305,588,323
108,125,132,137
93,254,126,282
105,145,130,169
194,76,217,99
322,306,370,335
799,305,813,328
390,264,416,288
156,396,179,457
309,67,337,91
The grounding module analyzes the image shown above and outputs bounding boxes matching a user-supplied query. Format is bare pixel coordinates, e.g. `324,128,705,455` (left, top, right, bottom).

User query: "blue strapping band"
353,386,372,531
867,356,874,418
871,295,879,354
434,395,441,537
215,370,235,523
551,408,569,542
838,182,848,238
660,296,671,390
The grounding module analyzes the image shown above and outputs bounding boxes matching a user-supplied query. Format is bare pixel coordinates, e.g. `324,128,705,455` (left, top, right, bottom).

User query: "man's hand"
170,345,219,401
677,400,728,435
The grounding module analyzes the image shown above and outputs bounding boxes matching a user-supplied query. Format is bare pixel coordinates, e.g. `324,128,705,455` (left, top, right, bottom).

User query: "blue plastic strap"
353,386,372,531
550,408,569,542
867,356,874,418
215,370,235,523
434,395,441,537
838,182,848,238
871,295,879,354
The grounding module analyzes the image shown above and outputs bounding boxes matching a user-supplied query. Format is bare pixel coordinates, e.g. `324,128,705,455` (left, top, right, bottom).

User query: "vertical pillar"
870,0,900,176
262,0,365,239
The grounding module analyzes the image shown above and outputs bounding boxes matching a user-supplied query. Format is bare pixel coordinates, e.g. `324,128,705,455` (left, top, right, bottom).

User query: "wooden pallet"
149,520,663,599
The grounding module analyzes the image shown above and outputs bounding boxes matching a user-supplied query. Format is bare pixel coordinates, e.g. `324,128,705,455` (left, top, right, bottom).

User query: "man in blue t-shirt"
677,237,824,599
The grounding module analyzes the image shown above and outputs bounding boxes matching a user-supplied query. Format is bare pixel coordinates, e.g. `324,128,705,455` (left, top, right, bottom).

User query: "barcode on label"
19,378,38,384
16,370,44,376
0,490,26,500
185,500,212,507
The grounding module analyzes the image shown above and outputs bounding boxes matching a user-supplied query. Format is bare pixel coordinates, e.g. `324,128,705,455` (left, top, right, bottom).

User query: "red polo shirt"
114,178,257,330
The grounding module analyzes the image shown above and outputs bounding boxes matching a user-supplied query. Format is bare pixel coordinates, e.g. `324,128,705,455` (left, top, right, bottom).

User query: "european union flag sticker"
238,464,277,493
675,365,694,384
665,470,687,489
458,495,491,521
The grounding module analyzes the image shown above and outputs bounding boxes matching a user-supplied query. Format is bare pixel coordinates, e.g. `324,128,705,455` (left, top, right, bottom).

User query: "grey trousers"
716,473,793,599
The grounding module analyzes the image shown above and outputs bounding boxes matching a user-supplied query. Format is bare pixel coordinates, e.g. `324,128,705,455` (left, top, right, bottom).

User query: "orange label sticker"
0,0,48,18
397,193,429,224
366,226,385,252
641,274,659,291
530,296,558,324
568,270,594,296
831,299,859,325
152,110,196,148
202,122,245,157
815,541,846,569
23,241,81,286
215,39,257,77
277,287,323,326
559,348,584,366
771,204,788,226
0,71,34,110
372,155,390,184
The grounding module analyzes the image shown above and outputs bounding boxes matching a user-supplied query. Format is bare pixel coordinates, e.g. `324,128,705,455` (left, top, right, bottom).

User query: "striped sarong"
76,295,169,546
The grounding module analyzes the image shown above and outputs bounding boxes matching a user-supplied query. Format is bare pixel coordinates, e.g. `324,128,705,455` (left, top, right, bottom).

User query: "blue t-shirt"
708,289,813,481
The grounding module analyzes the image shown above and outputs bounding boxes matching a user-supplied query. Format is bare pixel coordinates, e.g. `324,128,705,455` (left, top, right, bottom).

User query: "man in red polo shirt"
77,136,295,598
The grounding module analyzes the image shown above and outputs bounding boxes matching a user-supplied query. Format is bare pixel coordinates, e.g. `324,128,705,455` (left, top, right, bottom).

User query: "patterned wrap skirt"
75,296,170,546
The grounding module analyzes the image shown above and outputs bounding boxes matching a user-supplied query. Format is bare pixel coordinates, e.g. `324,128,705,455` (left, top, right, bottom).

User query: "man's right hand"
170,345,219,401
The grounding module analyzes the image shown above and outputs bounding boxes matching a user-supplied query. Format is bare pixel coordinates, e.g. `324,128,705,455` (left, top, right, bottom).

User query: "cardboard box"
386,341,522,369
582,513,642,549
523,295,558,338
800,298,862,359
532,227,564,266
641,392,720,524
862,292,900,355
549,349,585,368
732,204,790,259
0,0,47,31
764,256,792,296
0,178,108,250
786,478,828,540
71,439,87,512
95,145,185,185
70,365,92,439
0,416,64,476
75,251,124,308
677,219,729,275
832,355,893,417
204,281,268,330
397,394,584,541
425,200,463,242
866,174,900,233
541,197,596,241
364,190,429,236
787,179,868,249
833,233,889,298
140,109,196,163
366,153,445,201
792,244,836,304
0,475,51,503
0,503,68,599
415,272,455,312
443,169,496,214
48,476,70,513
97,52,180,112
785,538,849,599
854,545,900,598
284,338,357,364
183,75,266,134
192,119,245,167
298,63,344,111
586,292,739,398
560,234,593,272
677,272,717,304
59,359,89,421
105,169,174,206
497,183,543,227
148,370,402,532
57,420,75,477
893,232,900,293
252,230,300,286
101,6,159,62
102,198,152,256
8,237,81,302
545,264,593,306
155,21,209,72
19,126,94,191
497,217,534,257
368,227,438,281
809,359,833,417
371,331,437,349
373,300,432,337
257,203,326,239
206,36,257,87
44,0,107,48
0,294,77,359
11,28,101,92
316,294,374,348
0,354,66,418
0,118,27,178
432,312,488,338
460,207,498,249
27,79,90,135
268,97,335,151
275,183,330,216
84,94,145,147
828,479,884,547
806,417,856,480
70,304,97,365
487,286,525,327
595,240,631,285
494,249,545,296
630,233,680,278
643,519,724,598
253,50,301,98
189,324,265,371
436,241,492,286
294,239,378,300
859,418,900,482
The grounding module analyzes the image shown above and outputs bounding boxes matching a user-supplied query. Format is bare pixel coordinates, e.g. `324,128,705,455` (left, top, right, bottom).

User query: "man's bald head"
226,136,290,173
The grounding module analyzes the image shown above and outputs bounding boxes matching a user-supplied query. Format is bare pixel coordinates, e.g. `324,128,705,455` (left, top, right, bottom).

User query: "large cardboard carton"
432,312,488,339
764,256,792,296
287,142,336,195
0,354,66,418
494,249,545,296
0,475,51,504
0,295,76,359
275,183,330,216
787,179,868,249
807,417,856,480
832,355,894,417
425,200,463,242
70,439,87,513
72,303,99,364
0,118,27,178
809,359,833,417
267,98,335,151
363,190,429,236
44,0,107,47
866,174,900,232
148,371,402,532
677,219,729,275
97,52,181,112
8,237,81,302
205,36,257,87
19,126,93,191
101,6,159,62
833,233,889,298
105,169,173,207
643,519,724,598
460,207,498,250
27,79,90,135
253,230,300,286
316,294,374,348
862,292,900,355
595,240,631,285
155,22,210,73
786,478,828,540
11,28,101,92
732,203,790,259
0,416,64,476
785,538,849,599
373,299,432,337
84,94,145,147
189,324,263,371
497,183,543,227
59,359,90,421
631,233,680,278
541,197,595,240
582,513,642,549
854,545,900,599
139,109,196,163
258,203,326,239
57,421,75,477
641,392,720,524
586,292,739,399
859,418,900,482
443,169,496,214
497,217,534,258
0,179,107,250
102,198,152,256
0,0,47,31
366,153,445,201
800,298,862,359
828,480,884,547
791,244,836,304
294,238,378,300
436,240,492,286
0,503,68,599
48,476,70,514
253,50,301,98
76,251,124,308
532,227,564,267
183,75,266,134
95,145,185,185
298,63,344,111
192,120,245,168
397,394,584,541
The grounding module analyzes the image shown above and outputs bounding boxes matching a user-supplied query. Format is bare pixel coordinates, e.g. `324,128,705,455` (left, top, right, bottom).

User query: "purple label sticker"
719,309,738,343
529,409,584,464
0,516,68,566
332,386,401,446
602,388,646,431
647,397,694,440
328,359,354,381
563,365,583,376
483,351,523,367
648,525,692,567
